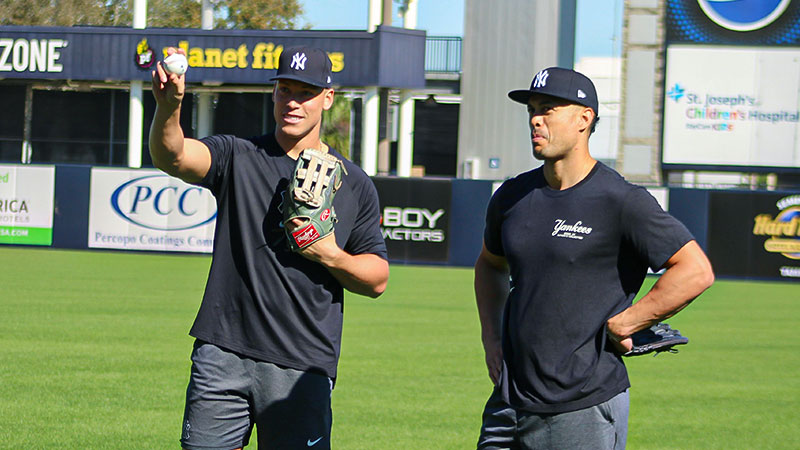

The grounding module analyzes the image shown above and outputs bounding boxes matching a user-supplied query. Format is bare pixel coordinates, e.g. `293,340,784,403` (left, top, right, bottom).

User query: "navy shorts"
181,340,333,450
477,387,629,450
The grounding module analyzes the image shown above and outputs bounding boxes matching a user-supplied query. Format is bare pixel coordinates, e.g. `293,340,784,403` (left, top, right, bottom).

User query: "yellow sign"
753,202,800,260
163,41,345,73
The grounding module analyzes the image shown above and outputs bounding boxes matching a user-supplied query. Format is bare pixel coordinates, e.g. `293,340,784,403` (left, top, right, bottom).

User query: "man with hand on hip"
474,67,714,449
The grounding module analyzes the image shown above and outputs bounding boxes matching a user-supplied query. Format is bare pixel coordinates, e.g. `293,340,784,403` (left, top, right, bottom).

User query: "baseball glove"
283,148,346,251
623,322,689,357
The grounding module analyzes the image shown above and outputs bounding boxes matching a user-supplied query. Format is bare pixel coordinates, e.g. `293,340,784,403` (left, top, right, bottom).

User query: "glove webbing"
294,150,337,207
293,149,344,208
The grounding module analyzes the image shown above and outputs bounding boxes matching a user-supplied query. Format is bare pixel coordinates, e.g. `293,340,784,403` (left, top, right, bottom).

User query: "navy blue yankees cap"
270,45,332,88
508,67,598,116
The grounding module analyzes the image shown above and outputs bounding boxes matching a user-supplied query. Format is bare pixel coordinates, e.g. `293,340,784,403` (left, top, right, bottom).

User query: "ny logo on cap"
532,69,549,88
291,52,307,71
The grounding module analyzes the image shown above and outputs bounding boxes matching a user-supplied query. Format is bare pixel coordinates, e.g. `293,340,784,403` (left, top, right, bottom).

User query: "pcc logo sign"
89,168,216,253
110,174,216,231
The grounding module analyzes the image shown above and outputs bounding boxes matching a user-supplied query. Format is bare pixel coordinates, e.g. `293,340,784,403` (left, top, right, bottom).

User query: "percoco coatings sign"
88,168,217,253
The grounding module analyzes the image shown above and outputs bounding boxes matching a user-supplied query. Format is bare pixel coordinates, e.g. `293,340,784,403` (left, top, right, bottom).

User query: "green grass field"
1,246,798,449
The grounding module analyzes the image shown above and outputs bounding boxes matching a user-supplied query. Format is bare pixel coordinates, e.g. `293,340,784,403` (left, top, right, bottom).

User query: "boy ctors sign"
0,164,55,246
372,177,451,263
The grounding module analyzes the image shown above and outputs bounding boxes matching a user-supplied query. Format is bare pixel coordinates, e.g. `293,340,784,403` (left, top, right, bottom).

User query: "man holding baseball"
150,45,388,450
474,67,714,449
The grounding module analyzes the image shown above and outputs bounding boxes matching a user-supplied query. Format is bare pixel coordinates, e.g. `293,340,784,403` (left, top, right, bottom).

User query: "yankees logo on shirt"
551,218,593,240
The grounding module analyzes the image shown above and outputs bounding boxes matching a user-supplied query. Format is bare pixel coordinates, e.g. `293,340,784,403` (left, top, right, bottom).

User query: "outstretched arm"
607,240,714,353
474,242,510,385
148,47,211,183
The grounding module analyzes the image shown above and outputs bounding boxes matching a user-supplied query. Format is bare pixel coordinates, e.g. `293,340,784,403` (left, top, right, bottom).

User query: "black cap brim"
508,89,586,107
507,89,599,116
270,74,331,89
508,89,533,104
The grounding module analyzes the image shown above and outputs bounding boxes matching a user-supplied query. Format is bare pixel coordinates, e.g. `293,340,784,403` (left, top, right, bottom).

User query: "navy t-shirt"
189,133,387,378
484,162,693,413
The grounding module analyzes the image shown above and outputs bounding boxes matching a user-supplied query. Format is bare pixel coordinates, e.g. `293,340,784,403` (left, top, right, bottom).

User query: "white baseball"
163,53,188,75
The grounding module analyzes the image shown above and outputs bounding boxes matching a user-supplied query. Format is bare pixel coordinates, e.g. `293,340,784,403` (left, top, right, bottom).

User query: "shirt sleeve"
343,173,388,260
620,186,695,271
483,183,507,257
196,135,237,196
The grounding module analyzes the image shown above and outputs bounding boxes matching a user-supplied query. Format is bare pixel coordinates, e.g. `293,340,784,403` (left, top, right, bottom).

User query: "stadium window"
212,92,273,137
0,84,26,163
30,89,118,165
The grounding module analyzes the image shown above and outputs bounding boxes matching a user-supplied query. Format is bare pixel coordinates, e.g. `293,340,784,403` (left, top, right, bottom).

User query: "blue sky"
297,0,623,59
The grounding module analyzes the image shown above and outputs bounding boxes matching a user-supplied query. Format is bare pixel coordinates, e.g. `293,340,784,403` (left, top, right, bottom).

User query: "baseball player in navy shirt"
474,67,714,449
150,46,388,450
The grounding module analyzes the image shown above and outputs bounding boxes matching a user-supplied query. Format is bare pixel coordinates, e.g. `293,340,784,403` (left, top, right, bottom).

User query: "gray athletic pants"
180,340,333,450
477,387,629,450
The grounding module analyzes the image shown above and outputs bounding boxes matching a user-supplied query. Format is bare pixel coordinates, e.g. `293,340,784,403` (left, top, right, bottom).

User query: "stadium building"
1,0,799,280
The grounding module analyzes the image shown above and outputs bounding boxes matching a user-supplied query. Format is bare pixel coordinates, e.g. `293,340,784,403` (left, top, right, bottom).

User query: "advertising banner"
0,25,425,89
0,164,55,246
666,0,800,45
663,45,800,169
373,177,451,263
707,190,800,280
88,168,216,253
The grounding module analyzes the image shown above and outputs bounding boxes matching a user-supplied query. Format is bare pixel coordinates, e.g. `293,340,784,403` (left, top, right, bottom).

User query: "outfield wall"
1,164,493,267
2,163,798,281
669,188,800,281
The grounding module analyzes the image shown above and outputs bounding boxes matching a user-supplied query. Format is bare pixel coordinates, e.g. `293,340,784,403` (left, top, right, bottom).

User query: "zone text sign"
0,38,67,73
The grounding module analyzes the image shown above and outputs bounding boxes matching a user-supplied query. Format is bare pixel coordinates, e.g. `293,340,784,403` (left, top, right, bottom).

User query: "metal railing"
425,36,462,73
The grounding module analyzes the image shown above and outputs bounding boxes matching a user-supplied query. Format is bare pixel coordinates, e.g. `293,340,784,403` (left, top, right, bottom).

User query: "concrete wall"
457,0,577,181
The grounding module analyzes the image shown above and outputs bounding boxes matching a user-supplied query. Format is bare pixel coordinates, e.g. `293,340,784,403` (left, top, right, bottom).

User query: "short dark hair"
590,116,600,134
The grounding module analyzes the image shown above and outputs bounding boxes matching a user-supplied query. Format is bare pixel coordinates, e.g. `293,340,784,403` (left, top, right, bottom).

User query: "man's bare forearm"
474,254,510,346
324,252,389,298
608,241,714,338
149,105,185,174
